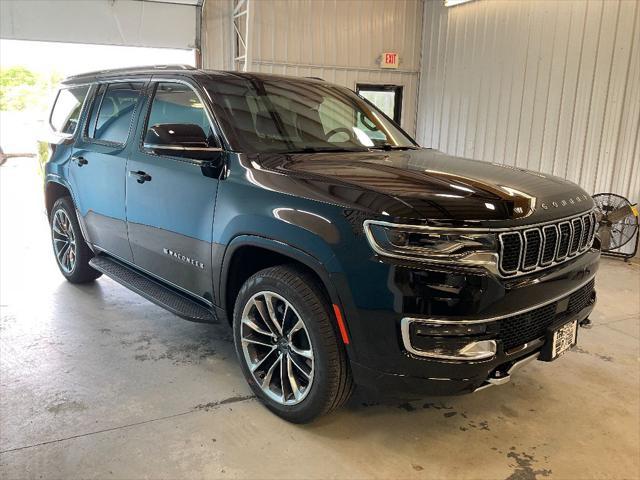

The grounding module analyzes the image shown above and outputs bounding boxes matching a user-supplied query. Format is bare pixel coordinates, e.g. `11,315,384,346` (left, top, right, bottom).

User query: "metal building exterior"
203,0,425,136
417,0,639,201
202,0,639,203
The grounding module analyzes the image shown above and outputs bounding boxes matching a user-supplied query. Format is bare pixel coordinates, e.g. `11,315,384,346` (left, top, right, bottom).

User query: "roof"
62,64,198,84
62,65,327,86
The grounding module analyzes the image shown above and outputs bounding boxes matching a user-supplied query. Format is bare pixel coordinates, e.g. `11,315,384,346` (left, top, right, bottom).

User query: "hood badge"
163,248,205,270
540,194,588,210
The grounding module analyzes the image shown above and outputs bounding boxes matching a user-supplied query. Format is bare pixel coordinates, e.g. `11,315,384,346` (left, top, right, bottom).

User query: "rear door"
125,79,224,301
68,80,148,261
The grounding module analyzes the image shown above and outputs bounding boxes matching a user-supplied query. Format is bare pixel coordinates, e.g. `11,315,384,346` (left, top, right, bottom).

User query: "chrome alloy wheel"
52,208,76,274
240,291,315,405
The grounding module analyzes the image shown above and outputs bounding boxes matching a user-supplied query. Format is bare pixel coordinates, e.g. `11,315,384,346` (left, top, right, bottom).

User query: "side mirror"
143,123,222,158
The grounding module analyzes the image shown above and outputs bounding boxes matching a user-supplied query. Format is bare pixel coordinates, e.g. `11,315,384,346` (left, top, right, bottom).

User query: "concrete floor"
1,157,639,480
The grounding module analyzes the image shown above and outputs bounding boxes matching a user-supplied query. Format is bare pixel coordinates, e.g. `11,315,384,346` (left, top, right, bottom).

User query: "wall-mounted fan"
592,193,639,261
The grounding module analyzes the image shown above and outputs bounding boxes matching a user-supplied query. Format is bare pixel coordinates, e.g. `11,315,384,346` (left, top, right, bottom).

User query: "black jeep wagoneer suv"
43,65,599,422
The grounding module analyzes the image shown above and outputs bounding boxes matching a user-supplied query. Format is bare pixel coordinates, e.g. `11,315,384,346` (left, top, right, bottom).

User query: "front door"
68,80,147,262
126,80,224,302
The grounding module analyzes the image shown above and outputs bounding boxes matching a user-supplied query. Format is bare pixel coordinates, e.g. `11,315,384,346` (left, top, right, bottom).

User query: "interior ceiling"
0,0,199,50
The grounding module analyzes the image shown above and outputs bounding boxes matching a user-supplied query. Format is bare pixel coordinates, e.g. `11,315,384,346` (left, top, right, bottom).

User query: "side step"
89,255,217,323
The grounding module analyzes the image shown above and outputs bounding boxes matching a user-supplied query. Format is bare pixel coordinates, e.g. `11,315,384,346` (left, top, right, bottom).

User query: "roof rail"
65,64,197,81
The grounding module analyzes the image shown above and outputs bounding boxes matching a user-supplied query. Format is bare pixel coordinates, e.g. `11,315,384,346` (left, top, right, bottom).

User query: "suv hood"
254,149,594,226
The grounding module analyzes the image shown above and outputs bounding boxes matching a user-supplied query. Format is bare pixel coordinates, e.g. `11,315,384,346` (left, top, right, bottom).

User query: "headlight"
364,220,497,261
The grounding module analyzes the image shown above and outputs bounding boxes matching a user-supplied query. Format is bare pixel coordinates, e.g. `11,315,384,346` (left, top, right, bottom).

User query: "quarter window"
86,82,145,145
50,86,90,135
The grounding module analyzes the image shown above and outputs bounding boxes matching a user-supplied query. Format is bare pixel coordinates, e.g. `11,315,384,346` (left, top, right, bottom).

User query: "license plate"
550,320,578,359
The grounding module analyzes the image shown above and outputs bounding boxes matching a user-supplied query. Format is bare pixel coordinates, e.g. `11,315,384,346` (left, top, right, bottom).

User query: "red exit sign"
381,52,399,69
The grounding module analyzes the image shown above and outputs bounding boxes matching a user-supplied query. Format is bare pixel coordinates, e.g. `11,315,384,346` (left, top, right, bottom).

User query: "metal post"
232,0,250,71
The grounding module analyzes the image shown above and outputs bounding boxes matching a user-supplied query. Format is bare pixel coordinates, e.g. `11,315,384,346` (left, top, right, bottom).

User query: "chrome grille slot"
522,229,542,270
570,217,583,255
556,222,571,260
586,212,596,248
580,214,591,250
499,232,522,274
591,211,597,245
541,225,558,265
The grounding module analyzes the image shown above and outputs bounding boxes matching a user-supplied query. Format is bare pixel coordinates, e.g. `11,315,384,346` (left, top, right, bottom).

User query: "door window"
144,82,215,154
50,85,90,135
86,82,145,145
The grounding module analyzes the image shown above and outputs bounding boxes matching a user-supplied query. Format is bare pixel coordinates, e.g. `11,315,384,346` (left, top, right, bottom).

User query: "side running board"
89,255,217,323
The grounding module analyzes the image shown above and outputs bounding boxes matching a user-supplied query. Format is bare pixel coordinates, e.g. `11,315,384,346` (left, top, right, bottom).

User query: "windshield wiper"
281,147,369,154
369,144,420,151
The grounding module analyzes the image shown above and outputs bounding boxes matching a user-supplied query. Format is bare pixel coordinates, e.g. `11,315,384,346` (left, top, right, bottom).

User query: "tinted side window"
50,86,90,134
85,84,107,137
146,82,214,144
87,82,145,144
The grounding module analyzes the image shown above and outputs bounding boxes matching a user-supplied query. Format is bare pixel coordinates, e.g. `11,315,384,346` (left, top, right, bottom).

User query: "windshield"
205,76,418,153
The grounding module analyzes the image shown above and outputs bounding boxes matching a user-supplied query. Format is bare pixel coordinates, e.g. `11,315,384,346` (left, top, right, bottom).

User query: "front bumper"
351,299,594,397
336,248,600,397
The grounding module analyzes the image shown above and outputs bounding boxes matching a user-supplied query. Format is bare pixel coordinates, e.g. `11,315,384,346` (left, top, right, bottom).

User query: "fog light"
412,339,496,360
401,318,497,360
432,340,496,360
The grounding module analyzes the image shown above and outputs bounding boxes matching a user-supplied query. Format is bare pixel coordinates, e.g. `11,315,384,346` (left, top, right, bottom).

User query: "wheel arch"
45,179,73,217
218,235,343,328
45,177,92,247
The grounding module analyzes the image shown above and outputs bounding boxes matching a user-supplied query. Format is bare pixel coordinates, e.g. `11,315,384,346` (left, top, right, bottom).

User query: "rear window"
86,82,145,145
50,85,90,135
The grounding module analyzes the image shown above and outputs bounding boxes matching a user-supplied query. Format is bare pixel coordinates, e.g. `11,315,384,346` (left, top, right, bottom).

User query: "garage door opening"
0,39,195,159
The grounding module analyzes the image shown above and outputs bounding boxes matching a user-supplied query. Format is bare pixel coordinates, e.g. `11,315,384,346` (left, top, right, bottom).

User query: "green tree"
1,66,38,88
0,66,58,112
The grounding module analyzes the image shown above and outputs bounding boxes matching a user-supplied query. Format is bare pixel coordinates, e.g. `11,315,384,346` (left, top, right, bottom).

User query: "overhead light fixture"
444,0,475,7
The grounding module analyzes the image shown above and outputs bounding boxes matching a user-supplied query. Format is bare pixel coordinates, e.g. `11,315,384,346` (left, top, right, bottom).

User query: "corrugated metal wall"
202,0,234,70
242,0,424,135
416,0,639,202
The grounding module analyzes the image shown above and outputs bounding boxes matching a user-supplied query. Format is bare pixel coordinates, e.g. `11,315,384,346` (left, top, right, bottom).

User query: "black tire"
49,196,102,283
233,265,353,423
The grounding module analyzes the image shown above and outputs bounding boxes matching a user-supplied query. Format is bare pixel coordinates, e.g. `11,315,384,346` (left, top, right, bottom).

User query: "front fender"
217,234,340,312
215,233,366,362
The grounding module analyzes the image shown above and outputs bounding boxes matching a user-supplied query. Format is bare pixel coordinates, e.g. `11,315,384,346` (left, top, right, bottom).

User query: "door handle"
72,155,88,166
129,170,152,184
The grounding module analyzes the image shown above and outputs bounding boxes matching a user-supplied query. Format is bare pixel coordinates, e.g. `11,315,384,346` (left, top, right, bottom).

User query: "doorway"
356,84,403,125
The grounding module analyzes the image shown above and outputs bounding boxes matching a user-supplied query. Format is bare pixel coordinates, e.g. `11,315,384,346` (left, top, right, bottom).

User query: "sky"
0,39,195,77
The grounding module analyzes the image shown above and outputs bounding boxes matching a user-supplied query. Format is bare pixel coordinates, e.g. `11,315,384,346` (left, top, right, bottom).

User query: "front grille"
498,211,596,276
498,279,595,350
568,279,595,312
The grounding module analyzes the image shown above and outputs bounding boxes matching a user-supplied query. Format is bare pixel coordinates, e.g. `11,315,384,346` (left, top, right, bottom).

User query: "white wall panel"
416,0,640,202
202,0,234,70
245,0,425,135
